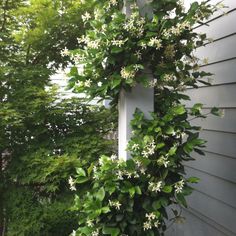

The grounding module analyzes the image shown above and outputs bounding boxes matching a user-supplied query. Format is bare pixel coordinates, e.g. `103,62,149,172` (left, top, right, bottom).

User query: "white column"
118,0,154,161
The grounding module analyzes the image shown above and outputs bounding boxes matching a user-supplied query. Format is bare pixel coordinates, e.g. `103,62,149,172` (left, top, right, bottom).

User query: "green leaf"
111,47,123,54
111,77,121,89
176,193,188,208
187,177,200,183
101,206,110,213
102,226,120,236
211,107,224,117
135,186,142,195
76,167,86,177
165,126,175,135
129,187,136,198
172,105,186,115
95,187,105,201
162,185,173,193
168,146,177,156
76,176,89,184
152,200,161,210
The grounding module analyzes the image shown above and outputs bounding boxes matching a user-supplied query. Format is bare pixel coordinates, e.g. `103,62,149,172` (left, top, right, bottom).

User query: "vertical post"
118,0,154,160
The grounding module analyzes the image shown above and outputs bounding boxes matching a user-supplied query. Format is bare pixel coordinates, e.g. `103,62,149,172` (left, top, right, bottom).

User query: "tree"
0,0,116,235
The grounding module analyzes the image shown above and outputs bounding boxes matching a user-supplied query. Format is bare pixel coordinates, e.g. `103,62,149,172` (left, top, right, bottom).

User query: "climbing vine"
64,0,225,235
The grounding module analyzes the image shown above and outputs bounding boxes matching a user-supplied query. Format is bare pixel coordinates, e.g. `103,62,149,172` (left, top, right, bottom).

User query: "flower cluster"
120,66,136,80
148,181,162,193
174,179,185,194
109,200,122,210
142,140,156,158
148,37,162,50
123,10,145,37
157,155,170,168
143,212,160,231
68,176,76,191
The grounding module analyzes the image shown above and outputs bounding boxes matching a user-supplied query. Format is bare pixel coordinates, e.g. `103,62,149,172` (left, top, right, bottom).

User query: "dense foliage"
0,0,117,235
67,0,224,235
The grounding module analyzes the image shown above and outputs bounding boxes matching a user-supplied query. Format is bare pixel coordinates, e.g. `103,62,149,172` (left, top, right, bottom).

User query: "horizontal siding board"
185,166,236,208
185,83,236,108
200,59,236,86
166,208,235,236
185,151,236,183
195,10,236,40
200,130,236,158
195,34,236,64
186,191,236,233
190,108,236,133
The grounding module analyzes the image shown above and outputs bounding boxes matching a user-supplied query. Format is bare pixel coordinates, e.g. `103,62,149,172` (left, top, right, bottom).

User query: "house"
167,0,236,235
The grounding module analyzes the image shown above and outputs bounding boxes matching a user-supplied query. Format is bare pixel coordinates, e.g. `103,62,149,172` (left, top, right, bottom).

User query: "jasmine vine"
66,0,225,235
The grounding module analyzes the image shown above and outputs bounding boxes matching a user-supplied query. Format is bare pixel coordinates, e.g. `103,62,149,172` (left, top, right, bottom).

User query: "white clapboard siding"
195,9,236,40
200,59,236,86
200,130,236,158
185,83,236,108
184,151,236,183
167,208,236,236
185,166,236,208
190,109,236,133
195,34,236,64
168,0,236,235
186,191,236,234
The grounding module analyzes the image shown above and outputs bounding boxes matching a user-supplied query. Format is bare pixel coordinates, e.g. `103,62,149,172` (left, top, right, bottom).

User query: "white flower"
134,64,140,71
154,220,160,228
142,140,156,158
116,170,124,180
75,81,84,87
143,221,152,231
140,167,146,174
108,0,118,8
157,156,170,168
137,17,145,26
149,79,158,88
131,143,139,151
120,67,136,80
149,181,162,193
163,74,175,81
87,219,94,227
110,154,117,161
84,79,92,87
91,229,99,236
162,28,171,38
146,212,156,220
149,37,162,49
134,50,142,60
82,11,91,22
126,172,132,179
114,201,121,210
68,176,76,191
61,47,69,57
135,160,141,167
97,82,102,87
87,40,100,49
142,150,149,158
140,42,147,49
111,39,126,47
174,179,185,193
109,200,121,210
